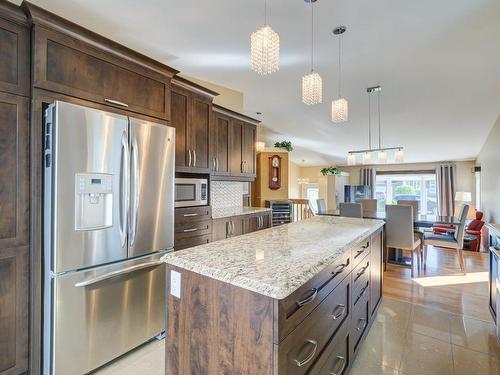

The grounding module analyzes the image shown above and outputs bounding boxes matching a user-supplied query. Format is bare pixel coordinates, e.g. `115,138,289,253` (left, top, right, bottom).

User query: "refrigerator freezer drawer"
49,252,166,375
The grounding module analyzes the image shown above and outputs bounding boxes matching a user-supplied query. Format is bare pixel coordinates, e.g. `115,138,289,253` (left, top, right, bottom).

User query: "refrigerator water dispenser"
75,173,113,230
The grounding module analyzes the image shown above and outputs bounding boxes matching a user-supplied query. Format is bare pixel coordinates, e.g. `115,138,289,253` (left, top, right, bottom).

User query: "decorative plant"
274,141,293,152
320,166,342,176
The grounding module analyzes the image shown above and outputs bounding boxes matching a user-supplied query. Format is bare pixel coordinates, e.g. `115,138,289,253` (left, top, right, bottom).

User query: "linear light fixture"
346,86,404,165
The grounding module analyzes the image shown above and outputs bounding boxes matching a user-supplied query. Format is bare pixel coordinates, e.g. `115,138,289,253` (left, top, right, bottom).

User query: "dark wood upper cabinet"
229,118,243,176
212,105,259,179
211,111,230,176
24,3,178,120
242,123,256,177
0,5,30,97
171,78,217,173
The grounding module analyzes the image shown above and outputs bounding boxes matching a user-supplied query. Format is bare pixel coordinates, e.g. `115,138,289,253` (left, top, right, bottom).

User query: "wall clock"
269,155,281,190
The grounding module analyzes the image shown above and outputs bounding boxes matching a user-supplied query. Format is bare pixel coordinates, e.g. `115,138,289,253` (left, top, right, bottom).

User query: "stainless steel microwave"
175,178,208,207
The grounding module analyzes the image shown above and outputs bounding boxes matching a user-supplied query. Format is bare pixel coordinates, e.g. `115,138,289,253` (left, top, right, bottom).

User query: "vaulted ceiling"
18,0,500,165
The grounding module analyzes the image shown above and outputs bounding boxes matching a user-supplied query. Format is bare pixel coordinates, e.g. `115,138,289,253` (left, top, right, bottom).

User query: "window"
375,173,437,214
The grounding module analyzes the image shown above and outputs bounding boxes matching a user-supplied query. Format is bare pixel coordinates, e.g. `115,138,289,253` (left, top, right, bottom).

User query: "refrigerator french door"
43,101,175,375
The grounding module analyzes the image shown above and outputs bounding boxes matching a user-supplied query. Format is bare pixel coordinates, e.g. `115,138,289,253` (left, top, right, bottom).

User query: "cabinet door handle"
329,356,347,375
296,288,318,307
216,157,219,171
183,213,199,217
331,263,348,277
231,221,235,235
188,149,192,167
355,318,367,332
183,228,199,233
293,339,318,367
356,263,370,280
212,157,216,171
193,149,197,167
330,304,346,320
104,98,129,107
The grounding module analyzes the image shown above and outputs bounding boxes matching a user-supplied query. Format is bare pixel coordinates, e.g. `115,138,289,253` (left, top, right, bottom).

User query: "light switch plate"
170,270,181,299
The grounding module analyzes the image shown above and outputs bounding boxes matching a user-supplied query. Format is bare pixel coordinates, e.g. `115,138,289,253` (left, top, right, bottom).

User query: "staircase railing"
289,199,315,222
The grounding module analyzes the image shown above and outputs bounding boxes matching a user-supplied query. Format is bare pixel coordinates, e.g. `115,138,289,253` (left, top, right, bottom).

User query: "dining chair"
339,202,362,218
423,205,469,274
397,200,419,220
385,205,422,278
316,199,327,214
360,199,378,218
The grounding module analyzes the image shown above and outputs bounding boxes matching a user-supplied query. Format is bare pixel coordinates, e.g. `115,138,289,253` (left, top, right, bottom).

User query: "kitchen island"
162,216,385,374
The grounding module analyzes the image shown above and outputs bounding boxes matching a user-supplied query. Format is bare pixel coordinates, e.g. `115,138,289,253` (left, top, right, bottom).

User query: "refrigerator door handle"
130,136,140,245
74,260,164,287
120,132,130,248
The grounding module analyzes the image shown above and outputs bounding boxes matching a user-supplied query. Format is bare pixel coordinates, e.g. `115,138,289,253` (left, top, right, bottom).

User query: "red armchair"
465,211,484,251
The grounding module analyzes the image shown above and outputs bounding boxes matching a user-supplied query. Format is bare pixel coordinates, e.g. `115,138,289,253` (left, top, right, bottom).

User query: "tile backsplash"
211,181,244,209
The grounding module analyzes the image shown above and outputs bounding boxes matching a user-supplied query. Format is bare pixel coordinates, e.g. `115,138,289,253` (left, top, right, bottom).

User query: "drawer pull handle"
332,263,348,277
104,98,129,107
183,213,199,217
329,355,347,375
356,263,370,279
330,304,346,320
183,228,199,233
355,318,367,332
294,339,318,367
296,288,318,307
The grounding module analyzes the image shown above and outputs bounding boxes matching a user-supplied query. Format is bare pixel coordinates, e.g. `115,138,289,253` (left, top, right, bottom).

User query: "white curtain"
436,164,456,216
360,168,376,199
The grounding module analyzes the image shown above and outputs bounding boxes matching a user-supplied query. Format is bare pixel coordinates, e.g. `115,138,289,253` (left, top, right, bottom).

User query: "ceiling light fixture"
302,0,322,105
346,86,404,165
331,26,348,123
251,0,280,75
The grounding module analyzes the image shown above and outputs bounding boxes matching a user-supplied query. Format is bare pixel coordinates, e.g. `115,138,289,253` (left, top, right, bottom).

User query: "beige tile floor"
351,298,500,375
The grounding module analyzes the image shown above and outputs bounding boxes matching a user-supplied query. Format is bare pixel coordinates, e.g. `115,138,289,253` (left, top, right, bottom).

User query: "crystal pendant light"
332,26,348,123
251,0,280,75
302,0,322,105
255,113,265,151
347,153,356,166
395,148,405,163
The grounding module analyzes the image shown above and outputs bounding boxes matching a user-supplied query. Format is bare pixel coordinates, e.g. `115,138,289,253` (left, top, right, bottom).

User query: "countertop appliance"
43,101,175,375
175,177,208,207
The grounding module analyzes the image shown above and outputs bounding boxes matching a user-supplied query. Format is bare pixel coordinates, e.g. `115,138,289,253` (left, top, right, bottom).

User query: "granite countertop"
211,206,272,220
162,216,384,300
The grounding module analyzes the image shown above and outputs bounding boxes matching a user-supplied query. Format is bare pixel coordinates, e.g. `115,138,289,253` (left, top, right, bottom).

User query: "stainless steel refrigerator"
43,101,175,375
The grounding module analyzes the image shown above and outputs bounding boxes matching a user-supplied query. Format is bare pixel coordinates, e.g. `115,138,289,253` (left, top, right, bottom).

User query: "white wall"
477,115,500,223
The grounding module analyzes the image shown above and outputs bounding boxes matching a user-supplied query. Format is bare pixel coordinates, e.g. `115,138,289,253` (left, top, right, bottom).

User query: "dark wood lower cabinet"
166,228,384,374
0,246,29,375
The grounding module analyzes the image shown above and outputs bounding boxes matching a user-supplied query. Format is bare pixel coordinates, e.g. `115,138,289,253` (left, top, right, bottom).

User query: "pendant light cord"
264,0,267,25
338,34,342,97
368,91,372,150
310,1,314,72
378,90,382,149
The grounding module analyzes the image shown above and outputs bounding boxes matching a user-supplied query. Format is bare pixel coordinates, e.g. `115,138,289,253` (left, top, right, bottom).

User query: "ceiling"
17,0,500,165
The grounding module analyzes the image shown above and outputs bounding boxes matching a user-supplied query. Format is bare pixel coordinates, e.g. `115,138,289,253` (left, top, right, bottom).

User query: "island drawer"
352,257,370,291
175,206,211,224
351,290,370,355
275,250,352,342
175,220,212,240
308,322,350,375
276,275,351,375
352,239,370,267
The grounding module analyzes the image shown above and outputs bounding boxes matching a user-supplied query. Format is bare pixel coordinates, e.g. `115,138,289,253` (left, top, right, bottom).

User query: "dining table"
319,210,461,266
